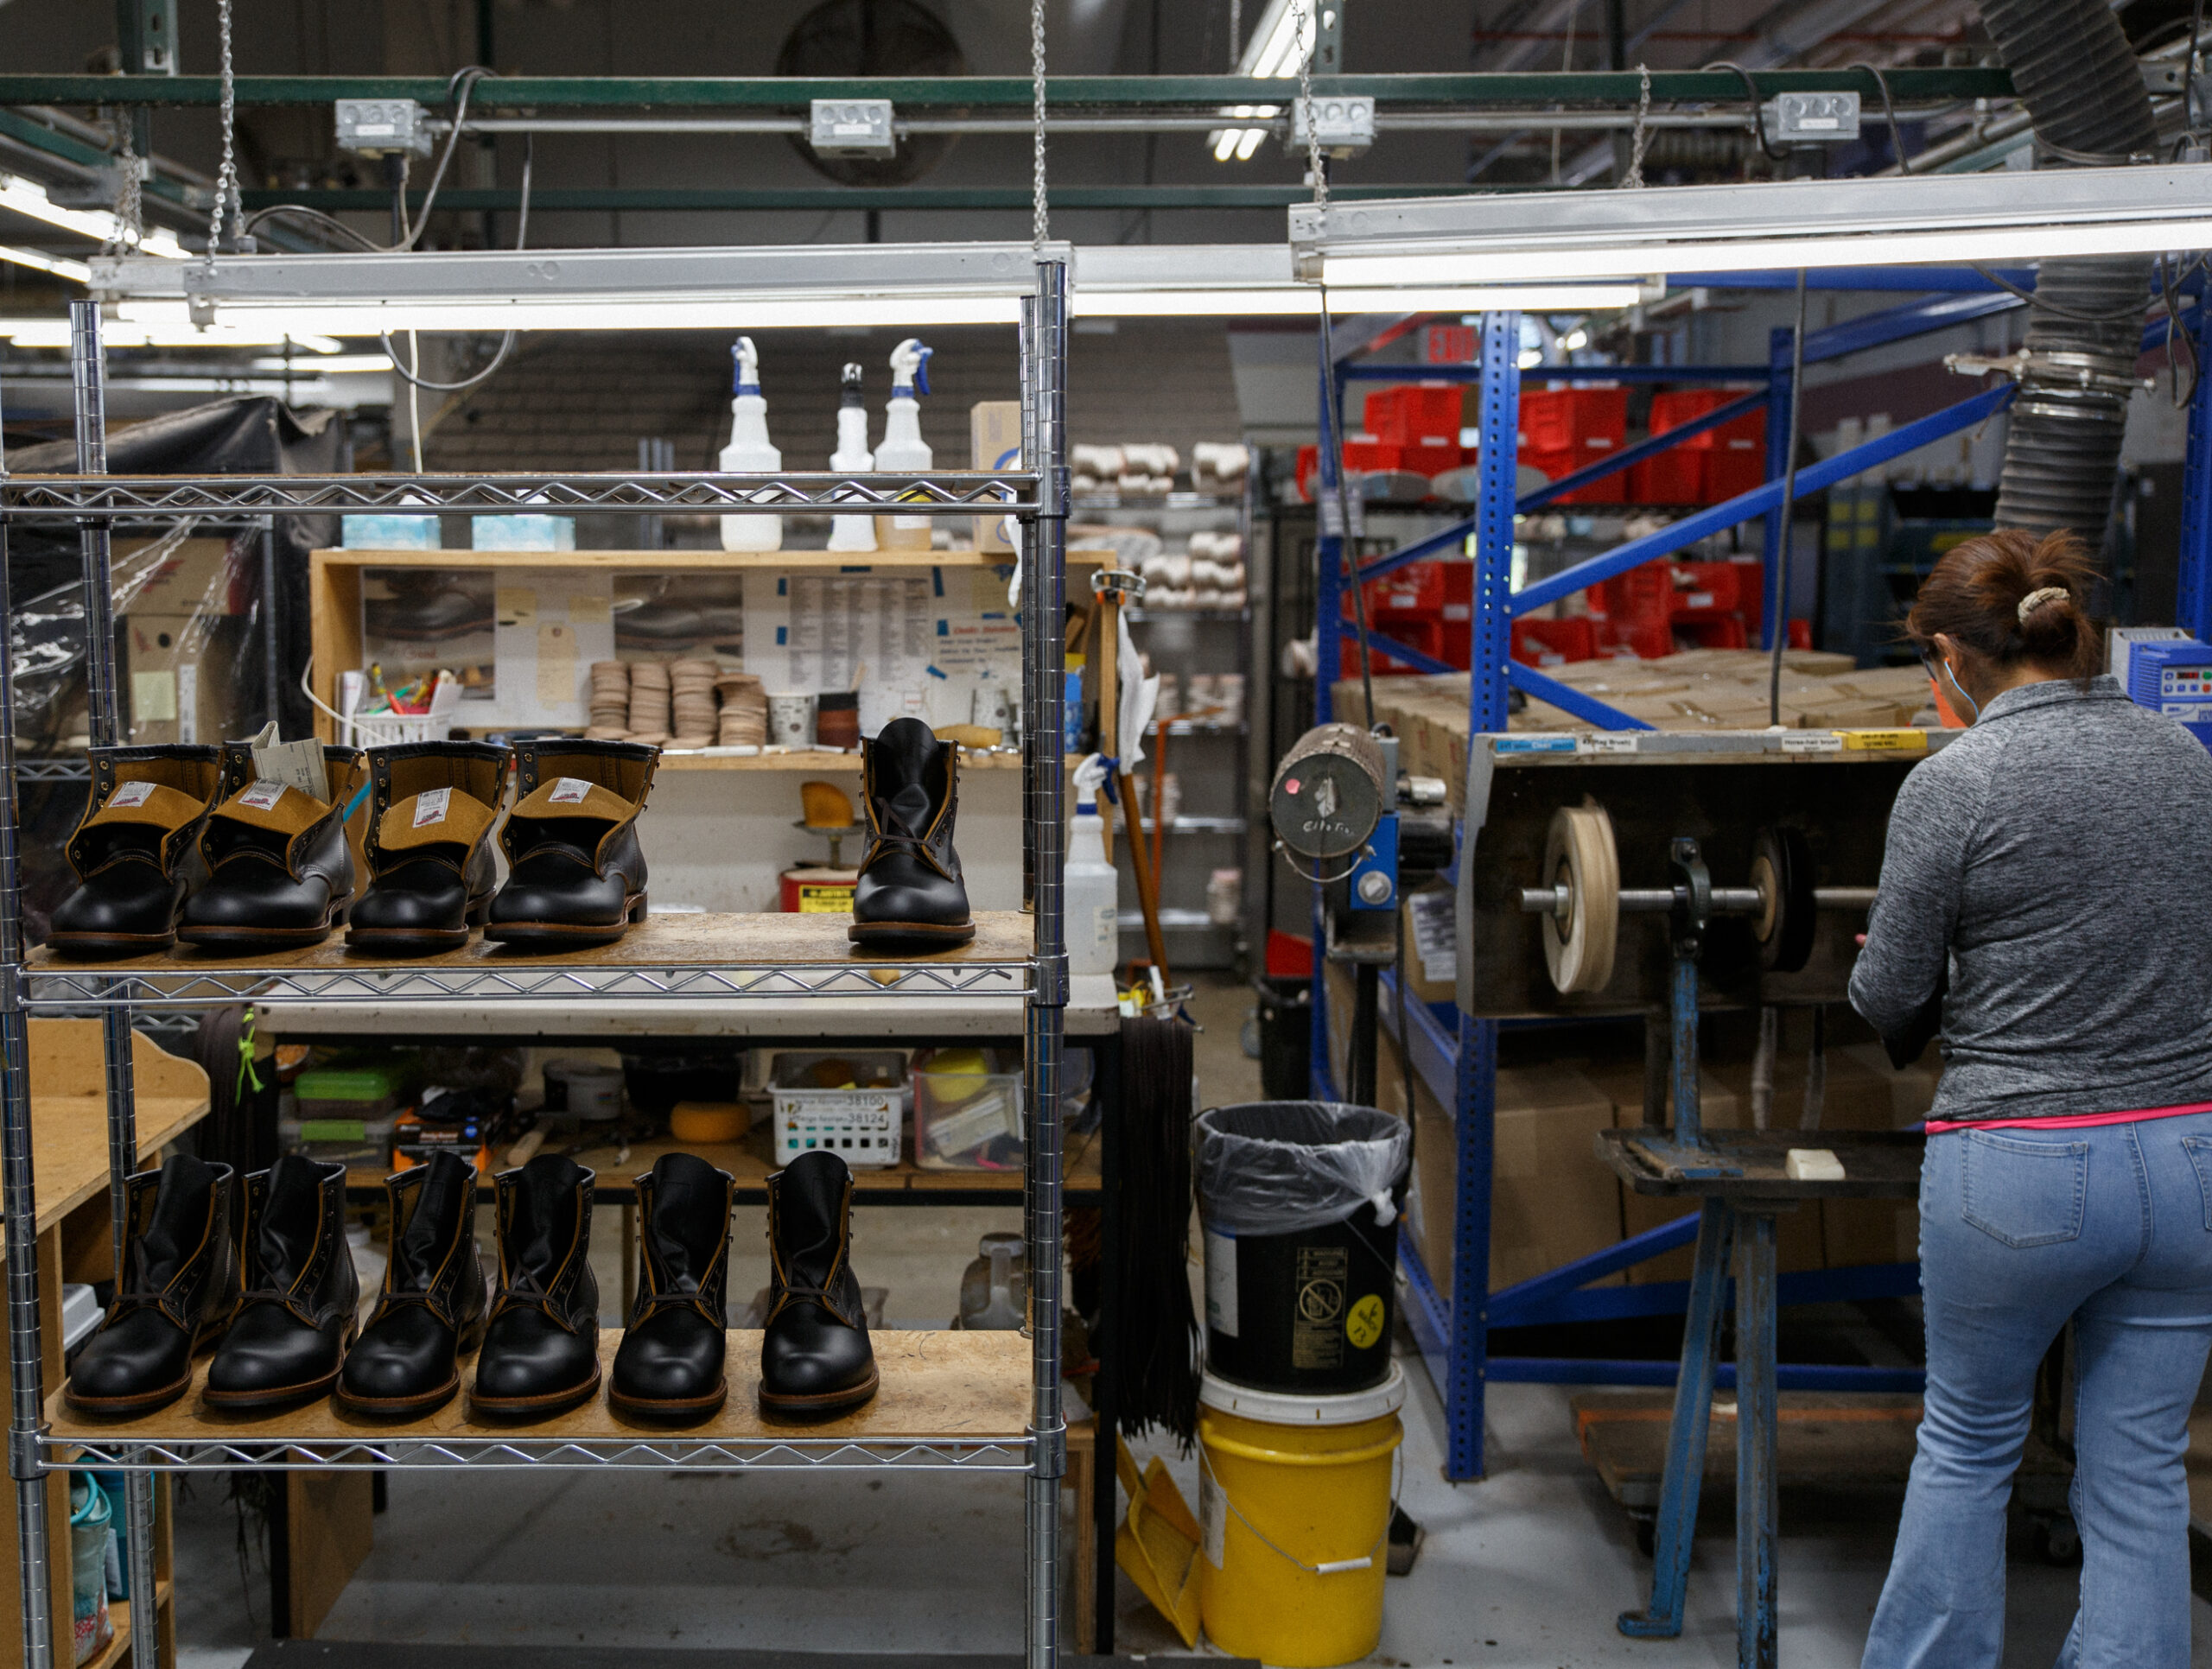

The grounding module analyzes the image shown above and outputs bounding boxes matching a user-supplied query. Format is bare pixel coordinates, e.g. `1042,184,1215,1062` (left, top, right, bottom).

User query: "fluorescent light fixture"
0,245,90,284
0,174,188,260
0,317,346,352
92,242,1058,335
246,352,394,373
1209,0,1313,162
1071,244,1650,317
1291,166,2212,285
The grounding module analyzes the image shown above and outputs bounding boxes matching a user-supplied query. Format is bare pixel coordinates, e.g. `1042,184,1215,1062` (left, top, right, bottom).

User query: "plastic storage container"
913,1047,1025,1171
770,1050,908,1167
284,1063,407,1166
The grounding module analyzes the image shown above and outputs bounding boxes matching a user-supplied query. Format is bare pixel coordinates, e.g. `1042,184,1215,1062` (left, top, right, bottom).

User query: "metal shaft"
0,346,56,1669
1520,883,1879,917
1023,252,1069,1669
70,301,162,1641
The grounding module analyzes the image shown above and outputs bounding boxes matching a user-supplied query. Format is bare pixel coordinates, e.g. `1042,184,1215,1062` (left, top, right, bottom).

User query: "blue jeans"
1864,1113,2212,1669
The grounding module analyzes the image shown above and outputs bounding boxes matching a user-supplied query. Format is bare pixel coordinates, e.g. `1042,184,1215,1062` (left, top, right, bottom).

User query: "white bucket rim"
1199,1361,1406,1426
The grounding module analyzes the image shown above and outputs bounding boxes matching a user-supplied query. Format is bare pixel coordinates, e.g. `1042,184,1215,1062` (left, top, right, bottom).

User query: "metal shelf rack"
1305,270,2208,1483
0,263,1073,1667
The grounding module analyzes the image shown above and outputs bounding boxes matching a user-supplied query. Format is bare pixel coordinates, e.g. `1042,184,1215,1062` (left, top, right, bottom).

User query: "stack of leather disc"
626,659,672,745
715,672,768,747
671,660,720,748
588,661,631,739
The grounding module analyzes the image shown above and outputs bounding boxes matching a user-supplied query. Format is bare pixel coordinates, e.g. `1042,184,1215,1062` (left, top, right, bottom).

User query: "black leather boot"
48,746,224,959
471,1155,601,1418
204,1157,358,1410
484,739,657,949
335,1152,487,1418
65,1156,237,1416
347,740,512,955
849,717,973,948
179,743,369,953
760,1151,878,1416
609,1153,731,1423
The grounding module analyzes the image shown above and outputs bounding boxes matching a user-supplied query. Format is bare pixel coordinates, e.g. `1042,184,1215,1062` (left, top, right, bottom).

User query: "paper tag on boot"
412,787,453,828
547,777,594,804
237,780,288,812
105,780,156,809
248,727,331,803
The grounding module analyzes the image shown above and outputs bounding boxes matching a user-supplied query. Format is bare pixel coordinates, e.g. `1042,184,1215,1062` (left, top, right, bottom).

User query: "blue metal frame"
1306,270,2182,1484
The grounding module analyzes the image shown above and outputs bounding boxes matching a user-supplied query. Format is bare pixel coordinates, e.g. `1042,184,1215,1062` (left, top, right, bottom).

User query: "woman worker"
1858,528,2212,1662
1851,528,2212,1667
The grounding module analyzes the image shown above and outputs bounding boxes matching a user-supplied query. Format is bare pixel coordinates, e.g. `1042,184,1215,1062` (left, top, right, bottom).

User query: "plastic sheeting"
1194,1101,1410,1236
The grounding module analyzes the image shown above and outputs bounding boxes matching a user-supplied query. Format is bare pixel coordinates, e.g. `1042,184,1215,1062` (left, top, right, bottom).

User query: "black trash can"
1196,1101,1410,1396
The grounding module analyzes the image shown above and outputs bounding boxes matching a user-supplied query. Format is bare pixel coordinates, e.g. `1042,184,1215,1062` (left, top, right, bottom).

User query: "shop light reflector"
1292,166,2212,285
0,245,90,284
0,175,188,260
1209,0,1313,162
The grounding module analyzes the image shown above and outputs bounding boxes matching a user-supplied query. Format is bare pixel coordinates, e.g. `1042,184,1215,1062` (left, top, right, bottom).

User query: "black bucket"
1195,1101,1410,1397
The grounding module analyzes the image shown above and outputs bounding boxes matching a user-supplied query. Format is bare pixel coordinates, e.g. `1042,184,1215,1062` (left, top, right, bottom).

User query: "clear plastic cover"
1194,1101,1411,1235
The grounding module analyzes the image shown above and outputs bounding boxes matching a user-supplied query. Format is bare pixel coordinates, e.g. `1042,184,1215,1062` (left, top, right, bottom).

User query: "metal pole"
0,333,58,1669
1735,1209,1780,1669
1017,297,1039,917
258,517,281,729
1308,322,1346,1095
69,301,160,1638
1759,323,1794,650
2178,301,2212,642
1023,251,1069,1669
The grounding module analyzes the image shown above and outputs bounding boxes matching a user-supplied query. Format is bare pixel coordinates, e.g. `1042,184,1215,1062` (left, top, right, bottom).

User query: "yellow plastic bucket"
1197,1363,1405,1667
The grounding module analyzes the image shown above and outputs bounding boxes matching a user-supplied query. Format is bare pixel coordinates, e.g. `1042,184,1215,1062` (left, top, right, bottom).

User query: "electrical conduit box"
335,98,434,158
810,99,896,160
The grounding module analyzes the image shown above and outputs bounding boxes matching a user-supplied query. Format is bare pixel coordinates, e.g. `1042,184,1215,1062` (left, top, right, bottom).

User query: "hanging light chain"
1294,0,1325,208
1032,0,1049,248
103,110,145,255
209,0,244,263
1625,63,1653,188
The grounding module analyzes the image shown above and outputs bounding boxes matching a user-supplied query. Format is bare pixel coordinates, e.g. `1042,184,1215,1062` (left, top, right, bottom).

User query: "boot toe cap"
474,1311,598,1400
611,1313,724,1403
761,1313,876,1399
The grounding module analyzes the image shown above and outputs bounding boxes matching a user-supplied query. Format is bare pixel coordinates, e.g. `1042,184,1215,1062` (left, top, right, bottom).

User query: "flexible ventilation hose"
1974,0,2160,546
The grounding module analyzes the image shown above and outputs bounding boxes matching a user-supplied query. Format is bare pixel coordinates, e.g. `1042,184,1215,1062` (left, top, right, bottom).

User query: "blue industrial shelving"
1306,270,2212,1482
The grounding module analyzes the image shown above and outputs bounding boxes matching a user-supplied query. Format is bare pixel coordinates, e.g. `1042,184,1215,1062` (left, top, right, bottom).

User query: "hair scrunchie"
2017,586,2068,623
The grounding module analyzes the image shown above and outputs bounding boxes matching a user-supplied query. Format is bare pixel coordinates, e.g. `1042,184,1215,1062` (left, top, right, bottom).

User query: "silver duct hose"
1975,0,2162,547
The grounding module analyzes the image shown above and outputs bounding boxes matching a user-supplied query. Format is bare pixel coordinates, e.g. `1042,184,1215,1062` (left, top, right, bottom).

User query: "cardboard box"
125,612,245,746
118,536,249,618
971,401,1023,556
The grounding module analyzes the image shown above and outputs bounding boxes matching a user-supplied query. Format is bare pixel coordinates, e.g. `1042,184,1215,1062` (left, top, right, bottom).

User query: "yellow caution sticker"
1344,1292,1386,1350
796,884,856,913
1838,729,1929,752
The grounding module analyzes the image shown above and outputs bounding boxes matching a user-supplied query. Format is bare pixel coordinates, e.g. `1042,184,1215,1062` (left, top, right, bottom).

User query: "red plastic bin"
1364,384,1463,447
1523,447,1622,505
1704,441,1766,504
1511,617,1598,666
1627,449,1704,505
1520,386,1629,454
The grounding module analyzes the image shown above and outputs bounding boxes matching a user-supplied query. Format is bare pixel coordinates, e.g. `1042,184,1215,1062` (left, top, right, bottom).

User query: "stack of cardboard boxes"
119,536,251,747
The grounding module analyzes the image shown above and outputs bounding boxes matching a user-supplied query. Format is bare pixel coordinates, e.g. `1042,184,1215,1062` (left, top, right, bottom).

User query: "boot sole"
607,1377,728,1424
468,1364,603,1421
179,895,353,955
332,1373,461,1421
345,895,493,957
483,892,646,949
847,919,976,948
46,930,177,961
759,1364,881,1418
201,1364,346,1412
63,1370,194,1418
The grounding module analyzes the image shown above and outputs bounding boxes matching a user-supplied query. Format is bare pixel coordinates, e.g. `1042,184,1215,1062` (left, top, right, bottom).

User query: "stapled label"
1780,732,1845,754
547,777,594,804
412,787,452,828
237,780,287,812
105,781,156,809
1576,734,1638,754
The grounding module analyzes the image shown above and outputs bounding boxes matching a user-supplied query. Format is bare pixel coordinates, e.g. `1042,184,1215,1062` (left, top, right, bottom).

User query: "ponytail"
1906,527,2101,684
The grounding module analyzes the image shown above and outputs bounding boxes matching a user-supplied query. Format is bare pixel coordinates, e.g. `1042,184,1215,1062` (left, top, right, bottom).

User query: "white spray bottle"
717,338,781,552
826,362,878,553
1065,754,1119,977
874,337,935,551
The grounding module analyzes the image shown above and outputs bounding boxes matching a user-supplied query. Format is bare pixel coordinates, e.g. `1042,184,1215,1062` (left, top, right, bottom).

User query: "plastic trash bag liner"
1194,1101,1410,1236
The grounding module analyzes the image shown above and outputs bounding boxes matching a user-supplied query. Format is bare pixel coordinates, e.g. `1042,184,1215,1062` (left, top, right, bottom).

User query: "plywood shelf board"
48,1329,1030,1449
17,1021,211,1241
28,908,1033,979
79,1581,173,1669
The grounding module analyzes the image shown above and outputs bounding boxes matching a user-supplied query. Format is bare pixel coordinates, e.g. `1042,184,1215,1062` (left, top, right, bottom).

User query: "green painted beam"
0,68,2014,111
241,183,1529,213
0,107,194,211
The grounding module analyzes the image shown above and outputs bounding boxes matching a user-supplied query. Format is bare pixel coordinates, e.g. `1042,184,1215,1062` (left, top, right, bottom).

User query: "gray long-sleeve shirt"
1848,675,2212,1123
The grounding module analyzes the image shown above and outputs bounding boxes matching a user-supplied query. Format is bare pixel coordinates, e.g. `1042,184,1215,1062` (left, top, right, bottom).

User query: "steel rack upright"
0,255,1072,1669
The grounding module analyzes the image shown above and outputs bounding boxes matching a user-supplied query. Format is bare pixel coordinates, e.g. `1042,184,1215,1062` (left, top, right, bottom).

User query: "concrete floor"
163,976,2212,1666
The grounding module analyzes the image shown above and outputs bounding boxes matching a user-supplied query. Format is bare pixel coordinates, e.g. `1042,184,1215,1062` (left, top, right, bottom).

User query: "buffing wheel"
1751,824,1817,974
1541,799,1619,994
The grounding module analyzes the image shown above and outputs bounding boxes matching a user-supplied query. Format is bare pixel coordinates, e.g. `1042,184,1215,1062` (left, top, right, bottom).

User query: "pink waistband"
1925,1100,2212,1135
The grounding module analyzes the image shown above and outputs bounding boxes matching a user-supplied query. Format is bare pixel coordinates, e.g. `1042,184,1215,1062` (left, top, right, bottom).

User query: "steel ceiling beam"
239,184,1531,213
0,68,2013,111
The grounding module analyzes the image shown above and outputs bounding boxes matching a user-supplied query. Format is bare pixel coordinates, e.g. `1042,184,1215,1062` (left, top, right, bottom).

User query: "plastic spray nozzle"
733,336,760,395
1073,752,1109,812
840,363,866,406
890,337,932,397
